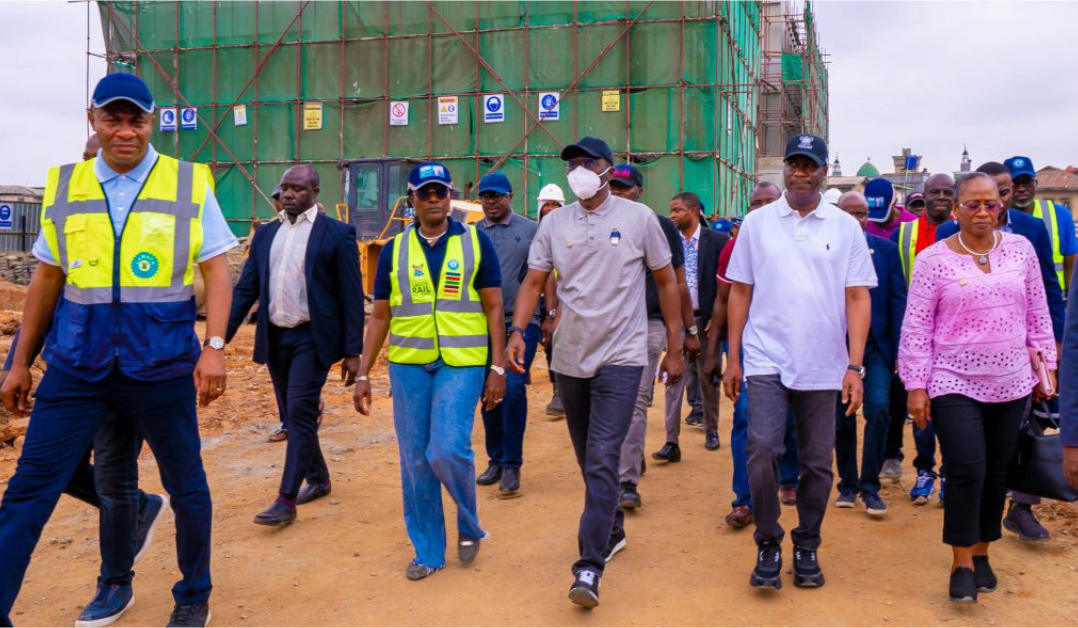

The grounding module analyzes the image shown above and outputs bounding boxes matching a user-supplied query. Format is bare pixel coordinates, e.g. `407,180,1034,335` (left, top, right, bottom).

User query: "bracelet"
356,375,370,382
507,325,526,337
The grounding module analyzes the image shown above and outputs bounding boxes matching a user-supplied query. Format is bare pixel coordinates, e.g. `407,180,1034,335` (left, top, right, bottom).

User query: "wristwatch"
547,308,557,319
686,325,699,336
507,326,526,338
490,365,506,376
204,336,225,350
847,364,866,379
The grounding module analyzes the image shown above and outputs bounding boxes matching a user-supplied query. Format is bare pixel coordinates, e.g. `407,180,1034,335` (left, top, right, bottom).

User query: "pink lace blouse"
898,233,1056,402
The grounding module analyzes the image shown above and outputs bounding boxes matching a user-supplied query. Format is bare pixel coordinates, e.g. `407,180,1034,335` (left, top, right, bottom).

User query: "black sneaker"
568,570,601,608
167,602,210,627
949,567,977,603
972,555,997,592
1003,501,1050,541
749,543,782,589
603,525,627,563
619,481,641,510
792,546,825,588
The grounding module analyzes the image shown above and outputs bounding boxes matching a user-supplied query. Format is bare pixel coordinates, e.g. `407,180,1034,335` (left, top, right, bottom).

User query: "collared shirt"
477,211,539,324
33,144,238,266
268,206,318,328
528,193,672,378
682,223,701,311
372,217,501,300
726,194,877,390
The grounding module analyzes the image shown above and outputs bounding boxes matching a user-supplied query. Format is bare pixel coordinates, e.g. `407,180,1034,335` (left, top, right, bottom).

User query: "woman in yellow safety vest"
354,161,506,580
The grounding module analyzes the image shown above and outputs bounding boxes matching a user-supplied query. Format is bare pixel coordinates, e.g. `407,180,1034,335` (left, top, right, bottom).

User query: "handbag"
1007,402,1078,502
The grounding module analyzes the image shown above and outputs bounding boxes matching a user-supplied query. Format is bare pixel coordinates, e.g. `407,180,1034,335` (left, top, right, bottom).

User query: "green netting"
782,52,803,82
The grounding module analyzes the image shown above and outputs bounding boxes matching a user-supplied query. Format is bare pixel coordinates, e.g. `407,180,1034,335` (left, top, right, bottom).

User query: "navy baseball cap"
271,186,281,199
784,133,828,167
91,73,155,113
610,164,643,189
477,172,512,195
408,161,453,190
906,192,925,205
1005,156,1036,180
864,178,895,223
730,216,745,227
560,136,614,165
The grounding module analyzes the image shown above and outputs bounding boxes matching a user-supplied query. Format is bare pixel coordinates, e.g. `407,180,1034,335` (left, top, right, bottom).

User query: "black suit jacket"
226,213,364,368
696,227,729,320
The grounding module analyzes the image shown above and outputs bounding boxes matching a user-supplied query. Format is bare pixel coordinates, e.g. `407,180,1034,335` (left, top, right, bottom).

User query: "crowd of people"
0,72,1077,627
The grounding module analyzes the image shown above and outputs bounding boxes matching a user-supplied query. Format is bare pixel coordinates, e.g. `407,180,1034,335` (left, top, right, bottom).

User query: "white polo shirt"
725,194,877,390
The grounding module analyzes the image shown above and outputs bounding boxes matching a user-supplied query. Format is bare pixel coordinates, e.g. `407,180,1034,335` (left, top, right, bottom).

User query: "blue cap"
91,73,155,113
560,136,615,165
610,164,644,188
864,178,895,223
407,161,453,190
784,133,828,167
713,218,734,234
477,172,512,195
1005,156,1036,180
730,216,745,227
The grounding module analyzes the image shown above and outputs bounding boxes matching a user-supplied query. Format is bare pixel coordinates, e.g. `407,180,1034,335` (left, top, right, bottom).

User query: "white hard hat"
538,183,566,204
823,188,842,205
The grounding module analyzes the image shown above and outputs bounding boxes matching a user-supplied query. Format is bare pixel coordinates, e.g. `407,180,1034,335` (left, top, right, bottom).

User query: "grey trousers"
664,319,719,442
747,374,838,551
619,320,667,484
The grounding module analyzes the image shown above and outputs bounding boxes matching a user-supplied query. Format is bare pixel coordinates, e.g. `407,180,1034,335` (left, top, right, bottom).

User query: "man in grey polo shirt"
476,172,540,497
508,136,684,609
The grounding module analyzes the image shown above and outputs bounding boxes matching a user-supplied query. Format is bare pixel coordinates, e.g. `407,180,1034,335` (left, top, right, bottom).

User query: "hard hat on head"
538,183,566,204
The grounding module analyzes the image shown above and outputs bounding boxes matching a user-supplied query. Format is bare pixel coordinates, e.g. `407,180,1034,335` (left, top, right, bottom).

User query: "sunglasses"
565,157,600,172
958,200,1004,214
413,184,450,200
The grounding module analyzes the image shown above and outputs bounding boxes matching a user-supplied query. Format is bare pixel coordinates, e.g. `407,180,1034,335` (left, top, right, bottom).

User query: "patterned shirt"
683,225,700,311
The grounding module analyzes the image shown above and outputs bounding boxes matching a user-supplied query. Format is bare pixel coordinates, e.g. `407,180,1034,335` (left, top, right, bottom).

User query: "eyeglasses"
959,200,1004,213
413,184,450,200
565,157,600,172
478,192,505,202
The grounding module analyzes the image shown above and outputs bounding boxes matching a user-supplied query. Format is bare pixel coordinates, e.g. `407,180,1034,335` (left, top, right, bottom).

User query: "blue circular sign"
162,110,175,123
541,94,557,110
485,96,502,112
182,109,196,122
0,206,11,221
131,252,159,279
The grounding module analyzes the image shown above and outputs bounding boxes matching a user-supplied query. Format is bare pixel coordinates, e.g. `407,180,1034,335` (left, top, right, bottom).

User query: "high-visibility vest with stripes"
897,220,921,287
1032,199,1066,295
39,154,210,381
388,224,488,366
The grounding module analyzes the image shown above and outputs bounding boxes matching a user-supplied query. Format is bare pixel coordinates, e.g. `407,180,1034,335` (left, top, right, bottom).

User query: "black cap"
784,134,828,167
610,164,643,189
560,136,614,165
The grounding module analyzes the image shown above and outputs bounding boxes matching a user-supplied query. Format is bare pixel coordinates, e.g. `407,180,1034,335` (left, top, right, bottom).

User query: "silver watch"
490,365,506,376
686,325,699,336
204,336,225,350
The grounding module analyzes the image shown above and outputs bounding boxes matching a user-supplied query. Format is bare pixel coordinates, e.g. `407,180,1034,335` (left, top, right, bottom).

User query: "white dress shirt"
268,205,318,328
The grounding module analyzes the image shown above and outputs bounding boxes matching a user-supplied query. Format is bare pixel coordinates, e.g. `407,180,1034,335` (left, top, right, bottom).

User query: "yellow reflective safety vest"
1032,199,1066,295
896,220,920,287
39,154,210,381
388,223,488,366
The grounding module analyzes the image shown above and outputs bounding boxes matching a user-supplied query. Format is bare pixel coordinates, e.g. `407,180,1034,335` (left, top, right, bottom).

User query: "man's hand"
1064,446,1078,490
194,349,227,407
1,366,33,416
683,333,701,359
354,379,372,415
841,370,864,417
703,350,721,385
722,359,742,403
541,315,558,346
659,350,685,386
482,371,506,411
340,356,360,386
506,332,527,373
907,389,931,429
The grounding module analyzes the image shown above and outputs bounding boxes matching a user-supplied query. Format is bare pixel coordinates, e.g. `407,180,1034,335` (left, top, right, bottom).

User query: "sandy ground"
2,322,1078,626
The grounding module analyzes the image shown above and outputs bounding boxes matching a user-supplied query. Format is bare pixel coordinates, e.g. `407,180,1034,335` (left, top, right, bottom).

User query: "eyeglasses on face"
958,200,1004,213
413,184,450,200
566,157,600,173
478,192,505,202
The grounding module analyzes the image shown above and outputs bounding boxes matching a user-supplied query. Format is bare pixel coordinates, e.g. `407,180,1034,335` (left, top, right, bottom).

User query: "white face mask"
567,166,610,200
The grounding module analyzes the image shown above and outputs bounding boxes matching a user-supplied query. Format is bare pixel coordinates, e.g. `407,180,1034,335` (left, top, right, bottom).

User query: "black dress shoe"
167,602,211,627
296,481,331,505
705,431,720,451
651,442,682,462
499,467,521,495
254,499,297,526
476,464,502,486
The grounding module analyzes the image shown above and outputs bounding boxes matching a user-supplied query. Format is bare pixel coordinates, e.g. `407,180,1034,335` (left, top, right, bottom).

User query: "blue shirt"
33,144,238,265
1051,202,1078,256
373,218,501,300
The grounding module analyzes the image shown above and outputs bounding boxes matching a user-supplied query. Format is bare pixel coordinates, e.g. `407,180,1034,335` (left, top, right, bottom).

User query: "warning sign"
539,92,560,121
0,204,12,231
233,104,247,126
390,101,409,126
438,96,458,126
180,107,198,130
303,102,323,130
602,91,620,112
483,94,505,124
160,108,177,132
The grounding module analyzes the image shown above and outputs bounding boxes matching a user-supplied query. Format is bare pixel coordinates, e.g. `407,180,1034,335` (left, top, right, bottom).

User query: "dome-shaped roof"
856,161,880,177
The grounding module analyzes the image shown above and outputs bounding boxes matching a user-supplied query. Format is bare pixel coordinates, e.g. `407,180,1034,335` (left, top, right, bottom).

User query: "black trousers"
268,324,331,496
930,393,1029,547
884,374,907,460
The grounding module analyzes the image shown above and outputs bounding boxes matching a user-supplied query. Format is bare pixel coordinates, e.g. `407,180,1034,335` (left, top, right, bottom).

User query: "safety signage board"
0,204,12,231
483,94,505,123
539,92,560,121
180,107,198,130
233,105,247,126
438,96,459,125
390,101,409,126
160,108,177,132
601,90,620,112
303,102,323,130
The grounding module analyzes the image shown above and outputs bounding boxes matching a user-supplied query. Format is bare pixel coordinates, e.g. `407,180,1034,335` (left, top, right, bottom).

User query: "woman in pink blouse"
898,172,1056,604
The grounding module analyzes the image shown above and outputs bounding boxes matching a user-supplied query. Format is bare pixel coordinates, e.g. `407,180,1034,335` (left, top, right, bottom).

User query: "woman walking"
899,172,1056,603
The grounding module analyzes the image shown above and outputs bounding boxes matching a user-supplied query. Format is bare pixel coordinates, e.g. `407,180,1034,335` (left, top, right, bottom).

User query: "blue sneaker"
938,477,945,506
909,470,935,505
75,584,134,627
860,491,888,518
134,494,168,564
835,489,857,508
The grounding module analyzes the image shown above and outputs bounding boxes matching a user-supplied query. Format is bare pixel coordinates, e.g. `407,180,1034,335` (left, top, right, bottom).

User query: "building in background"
1037,166,1078,210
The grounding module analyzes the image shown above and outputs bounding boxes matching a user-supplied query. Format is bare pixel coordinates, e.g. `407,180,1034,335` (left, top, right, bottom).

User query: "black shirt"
645,215,684,320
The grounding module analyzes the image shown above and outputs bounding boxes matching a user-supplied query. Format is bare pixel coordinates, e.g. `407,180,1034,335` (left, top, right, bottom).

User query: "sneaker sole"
835,501,855,509
1003,520,1049,542
793,572,826,588
568,586,599,608
604,537,626,563
949,594,976,604
977,584,997,593
866,508,887,517
619,498,641,510
749,572,782,589
75,595,135,628
911,494,930,505
134,495,169,565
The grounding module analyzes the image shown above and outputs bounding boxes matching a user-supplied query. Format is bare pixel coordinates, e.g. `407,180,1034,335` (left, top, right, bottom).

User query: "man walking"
475,172,539,496
537,184,566,417
508,137,684,608
0,73,236,627
834,191,907,518
227,165,364,526
724,134,875,590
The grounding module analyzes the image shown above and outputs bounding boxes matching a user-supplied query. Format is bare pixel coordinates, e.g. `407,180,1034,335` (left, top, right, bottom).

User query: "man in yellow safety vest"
1006,156,1078,297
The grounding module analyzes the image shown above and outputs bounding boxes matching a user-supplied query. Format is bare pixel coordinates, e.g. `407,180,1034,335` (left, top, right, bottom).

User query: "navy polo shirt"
373,218,502,300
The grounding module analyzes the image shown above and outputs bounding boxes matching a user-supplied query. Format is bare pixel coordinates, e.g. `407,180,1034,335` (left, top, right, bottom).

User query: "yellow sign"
303,102,323,130
602,90,621,112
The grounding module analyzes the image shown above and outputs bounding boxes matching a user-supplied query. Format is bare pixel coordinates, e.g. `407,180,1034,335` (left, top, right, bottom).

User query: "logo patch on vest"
131,252,159,279
447,258,461,271
412,264,424,278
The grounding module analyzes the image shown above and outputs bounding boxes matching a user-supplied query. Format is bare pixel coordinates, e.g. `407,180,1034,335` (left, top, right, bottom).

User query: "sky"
0,1,1076,187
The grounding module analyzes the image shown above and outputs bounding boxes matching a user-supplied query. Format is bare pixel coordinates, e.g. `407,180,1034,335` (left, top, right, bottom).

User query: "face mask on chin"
567,166,610,200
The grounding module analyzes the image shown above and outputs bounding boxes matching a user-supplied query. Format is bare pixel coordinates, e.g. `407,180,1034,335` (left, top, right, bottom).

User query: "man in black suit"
662,192,729,452
227,165,365,526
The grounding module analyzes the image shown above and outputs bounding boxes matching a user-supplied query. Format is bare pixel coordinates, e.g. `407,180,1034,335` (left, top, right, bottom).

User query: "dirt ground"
2,322,1078,627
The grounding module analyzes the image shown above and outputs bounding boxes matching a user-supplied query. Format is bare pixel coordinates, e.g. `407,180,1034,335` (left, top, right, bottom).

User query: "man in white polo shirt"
724,134,875,591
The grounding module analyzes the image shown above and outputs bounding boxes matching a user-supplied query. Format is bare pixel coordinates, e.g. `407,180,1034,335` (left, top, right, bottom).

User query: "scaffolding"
95,1,766,232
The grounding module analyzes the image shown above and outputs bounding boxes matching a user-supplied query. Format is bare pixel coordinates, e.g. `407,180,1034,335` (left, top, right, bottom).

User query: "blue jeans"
835,342,892,495
388,359,486,569
914,423,939,478
727,343,798,508
481,322,540,469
